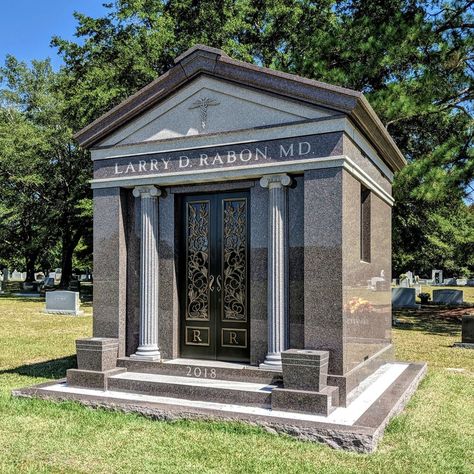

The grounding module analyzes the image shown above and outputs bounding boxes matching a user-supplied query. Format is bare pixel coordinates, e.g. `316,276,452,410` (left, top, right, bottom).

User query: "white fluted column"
259,174,291,369
131,185,162,360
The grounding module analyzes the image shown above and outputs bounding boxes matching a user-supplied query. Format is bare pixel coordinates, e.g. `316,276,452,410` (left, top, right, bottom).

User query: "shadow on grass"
0,356,76,380
0,296,44,303
394,309,461,337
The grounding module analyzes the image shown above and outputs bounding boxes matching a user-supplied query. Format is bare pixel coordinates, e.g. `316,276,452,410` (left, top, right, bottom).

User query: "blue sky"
0,1,109,69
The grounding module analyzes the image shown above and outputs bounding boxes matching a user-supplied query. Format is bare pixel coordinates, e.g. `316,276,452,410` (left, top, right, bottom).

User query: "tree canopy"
0,0,473,279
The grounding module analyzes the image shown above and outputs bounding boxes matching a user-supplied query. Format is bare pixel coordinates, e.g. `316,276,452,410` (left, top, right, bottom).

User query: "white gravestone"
432,290,463,305
44,291,84,315
456,279,467,286
400,278,410,288
392,288,420,309
11,270,23,281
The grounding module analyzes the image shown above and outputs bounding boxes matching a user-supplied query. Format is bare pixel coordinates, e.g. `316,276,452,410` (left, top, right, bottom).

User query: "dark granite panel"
288,177,304,349
343,134,392,194
341,171,392,373
328,344,394,407
92,188,127,357
250,319,268,366
250,184,268,365
170,180,255,195
289,323,304,349
304,168,344,374
158,193,179,359
126,190,140,356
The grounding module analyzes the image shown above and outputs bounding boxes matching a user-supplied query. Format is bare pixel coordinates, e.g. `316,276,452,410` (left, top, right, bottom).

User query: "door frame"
179,190,251,362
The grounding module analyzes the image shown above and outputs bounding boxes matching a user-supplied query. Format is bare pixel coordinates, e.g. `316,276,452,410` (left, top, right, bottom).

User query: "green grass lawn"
0,296,473,473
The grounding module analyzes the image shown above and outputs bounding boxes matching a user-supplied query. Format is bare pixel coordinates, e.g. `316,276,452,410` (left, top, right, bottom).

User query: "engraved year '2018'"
186,366,217,378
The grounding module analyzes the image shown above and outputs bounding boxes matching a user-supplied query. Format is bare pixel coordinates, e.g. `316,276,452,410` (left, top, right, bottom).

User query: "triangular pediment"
99,76,334,146
77,45,405,171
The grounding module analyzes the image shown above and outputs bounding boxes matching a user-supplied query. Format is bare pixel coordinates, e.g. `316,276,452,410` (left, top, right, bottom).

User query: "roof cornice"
74,44,406,172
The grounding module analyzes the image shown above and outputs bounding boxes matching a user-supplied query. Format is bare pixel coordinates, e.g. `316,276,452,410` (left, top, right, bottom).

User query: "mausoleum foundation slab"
13,362,427,453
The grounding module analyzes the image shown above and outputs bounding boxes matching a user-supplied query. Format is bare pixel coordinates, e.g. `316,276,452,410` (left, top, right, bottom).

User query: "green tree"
51,0,474,276
0,56,92,285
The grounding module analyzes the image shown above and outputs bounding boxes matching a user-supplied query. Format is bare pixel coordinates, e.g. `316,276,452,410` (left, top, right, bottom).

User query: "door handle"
216,275,222,292
209,275,215,292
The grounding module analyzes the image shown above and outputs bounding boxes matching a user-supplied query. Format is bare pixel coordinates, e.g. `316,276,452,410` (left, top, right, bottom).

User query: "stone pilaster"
259,173,291,369
132,185,163,360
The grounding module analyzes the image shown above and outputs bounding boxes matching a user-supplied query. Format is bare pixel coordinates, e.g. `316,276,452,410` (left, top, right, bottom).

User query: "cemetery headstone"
42,277,55,290
456,278,467,286
443,277,457,286
44,291,83,315
400,278,410,288
392,288,420,309
454,314,474,349
22,282,39,292
467,279,474,287
432,289,463,305
11,270,22,281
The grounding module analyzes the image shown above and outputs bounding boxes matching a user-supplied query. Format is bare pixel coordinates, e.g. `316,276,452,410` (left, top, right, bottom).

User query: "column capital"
260,174,292,189
132,185,164,198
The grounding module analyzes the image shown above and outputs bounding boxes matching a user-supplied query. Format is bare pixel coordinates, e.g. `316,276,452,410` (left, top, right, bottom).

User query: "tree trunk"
59,231,82,288
25,252,37,282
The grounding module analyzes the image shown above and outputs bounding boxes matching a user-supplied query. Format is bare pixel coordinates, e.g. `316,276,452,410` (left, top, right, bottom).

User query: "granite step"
107,371,279,407
117,357,282,385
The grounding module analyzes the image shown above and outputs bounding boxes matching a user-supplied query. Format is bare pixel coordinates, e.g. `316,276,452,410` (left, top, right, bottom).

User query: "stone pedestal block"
281,349,329,392
272,386,339,416
67,367,126,390
76,337,119,372
68,338,124,390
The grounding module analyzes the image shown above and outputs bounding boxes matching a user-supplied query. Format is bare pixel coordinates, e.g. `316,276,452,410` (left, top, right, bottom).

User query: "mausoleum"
18,46,426,452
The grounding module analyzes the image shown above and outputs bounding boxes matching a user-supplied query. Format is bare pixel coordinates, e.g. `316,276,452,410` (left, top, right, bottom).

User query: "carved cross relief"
189,96,220,131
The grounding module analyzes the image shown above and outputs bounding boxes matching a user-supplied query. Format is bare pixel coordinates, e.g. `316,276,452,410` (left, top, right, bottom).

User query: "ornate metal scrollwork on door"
222,199,247,321
186,201,210,320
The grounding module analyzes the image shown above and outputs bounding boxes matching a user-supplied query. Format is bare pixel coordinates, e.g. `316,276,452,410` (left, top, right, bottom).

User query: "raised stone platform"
13,361,427,453
117,357,282,384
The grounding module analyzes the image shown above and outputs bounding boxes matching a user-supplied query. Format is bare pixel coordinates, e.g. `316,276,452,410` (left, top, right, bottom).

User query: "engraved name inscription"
93,133,343,180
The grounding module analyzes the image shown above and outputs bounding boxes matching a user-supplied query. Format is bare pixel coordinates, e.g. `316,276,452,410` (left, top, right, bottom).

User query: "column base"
131,347,162,361
259,353,282,371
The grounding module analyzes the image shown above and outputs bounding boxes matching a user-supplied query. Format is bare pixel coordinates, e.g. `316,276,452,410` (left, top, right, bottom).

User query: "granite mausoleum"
17,46,426,452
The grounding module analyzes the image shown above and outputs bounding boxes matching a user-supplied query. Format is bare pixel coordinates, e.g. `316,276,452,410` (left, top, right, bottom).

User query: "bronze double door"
180,191,250,362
